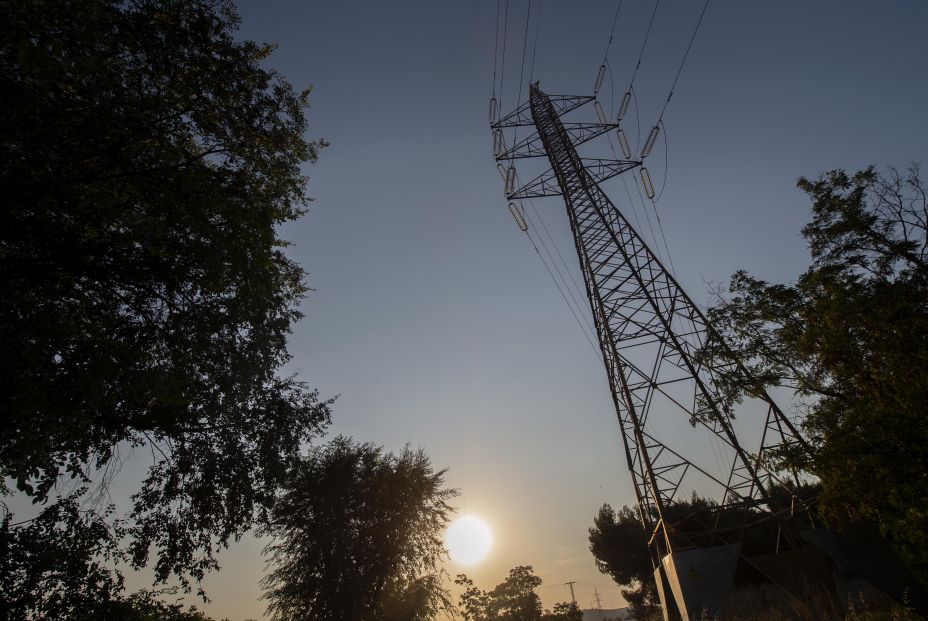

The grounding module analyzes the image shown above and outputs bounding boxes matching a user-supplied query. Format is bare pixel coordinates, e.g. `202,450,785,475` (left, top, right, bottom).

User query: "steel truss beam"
502,83,814,561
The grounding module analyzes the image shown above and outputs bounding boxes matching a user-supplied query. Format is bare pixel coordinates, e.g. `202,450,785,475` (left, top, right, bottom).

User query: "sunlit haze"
446,515,493,566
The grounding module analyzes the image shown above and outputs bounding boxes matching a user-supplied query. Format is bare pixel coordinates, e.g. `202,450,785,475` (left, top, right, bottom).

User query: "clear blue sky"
122,1,928,617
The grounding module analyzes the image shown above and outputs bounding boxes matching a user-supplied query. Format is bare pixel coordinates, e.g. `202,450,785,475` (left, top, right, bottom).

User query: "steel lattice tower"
492,83,816,619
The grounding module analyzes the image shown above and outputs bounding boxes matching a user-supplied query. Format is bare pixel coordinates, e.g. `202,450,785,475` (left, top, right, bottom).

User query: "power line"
602,1,624,64
528,0,543,83
625,0,661,95
523,223,602,361
593,0,624,95
654,119,670,201
512,0,532,145
655,0,710,124
525,200,588,316
518,199,599,349
498,0,510,113
491,0,501,97
525,218,597,345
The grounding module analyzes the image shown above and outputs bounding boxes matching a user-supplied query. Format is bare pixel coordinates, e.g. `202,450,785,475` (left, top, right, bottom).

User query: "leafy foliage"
260,437,457,621
455,566,580,621
1,0,329,599
0,494,124,621
588,504,656,618
84,590,219,621
542,602,584,621
588,491,822,618
699,166,928,578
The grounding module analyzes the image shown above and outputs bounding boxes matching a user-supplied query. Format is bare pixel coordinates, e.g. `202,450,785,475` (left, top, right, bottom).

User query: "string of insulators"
640,167,655,199
594,101,608,125
618,92,631,120
505,165,516,194
593,64,606,95
617,129,631,159
640,125,660,158
493,129,506,157
508,202,529,232
489,97,497,123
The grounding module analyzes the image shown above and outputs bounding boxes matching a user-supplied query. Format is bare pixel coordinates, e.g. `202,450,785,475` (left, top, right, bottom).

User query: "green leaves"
699,166,928,579
1,0,330,606
455,566,579,621
260,438,457,621
0,493,126,620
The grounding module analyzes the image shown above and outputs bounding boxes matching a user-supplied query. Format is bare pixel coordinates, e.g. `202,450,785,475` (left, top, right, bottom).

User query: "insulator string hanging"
594,101,608,125
640,125,660,158
594,64,606,94
506,165,516,194
618,91,631,120
508,202,529,232
617,129,631,159
640,166,655,199
493,130,506,157
594,1,624,97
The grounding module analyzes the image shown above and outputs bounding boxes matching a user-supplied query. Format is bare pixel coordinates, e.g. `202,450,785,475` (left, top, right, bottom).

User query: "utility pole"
593,588,603,610
564,581,577,606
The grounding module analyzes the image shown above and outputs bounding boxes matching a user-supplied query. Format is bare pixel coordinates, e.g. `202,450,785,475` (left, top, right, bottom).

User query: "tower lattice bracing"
492,84,814,619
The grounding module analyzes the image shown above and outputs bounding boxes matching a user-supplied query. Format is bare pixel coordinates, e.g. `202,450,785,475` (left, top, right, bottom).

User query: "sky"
115,1,928,617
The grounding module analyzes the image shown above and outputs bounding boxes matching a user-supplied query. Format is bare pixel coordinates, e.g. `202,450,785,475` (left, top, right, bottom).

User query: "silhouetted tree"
698,166,928,578
588,505,657,619
0,493,124,621
82,590,219,621
456,566,577,621
542,601,583,621
260,438,457,621
1,0,330,605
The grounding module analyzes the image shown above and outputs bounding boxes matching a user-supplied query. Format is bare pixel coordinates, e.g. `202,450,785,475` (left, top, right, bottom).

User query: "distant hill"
582,608,633,621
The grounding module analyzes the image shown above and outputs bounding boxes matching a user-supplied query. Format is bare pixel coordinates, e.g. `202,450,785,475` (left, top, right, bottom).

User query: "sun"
445,515,492,565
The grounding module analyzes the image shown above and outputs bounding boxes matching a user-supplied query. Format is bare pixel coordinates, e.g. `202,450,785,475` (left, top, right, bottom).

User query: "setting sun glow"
445,515,492,565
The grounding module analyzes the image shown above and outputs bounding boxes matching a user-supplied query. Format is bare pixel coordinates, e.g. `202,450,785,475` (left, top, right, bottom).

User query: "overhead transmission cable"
506,168,601,360
525,232,604,362
639,0,710,161
523,210,599,346
493,1,596,354
525,199,592,328
592,0,624,96
528,0,543,83
600,60,666,266
656,0,710,125
491,0,501,100
637,0,710,276
497,0,510,116
519,210,602,360
623,0,661,103
511,0,532,145
582,0,666,265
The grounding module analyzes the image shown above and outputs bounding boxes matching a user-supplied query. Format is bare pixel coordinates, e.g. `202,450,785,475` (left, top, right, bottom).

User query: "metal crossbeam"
515,83,811,562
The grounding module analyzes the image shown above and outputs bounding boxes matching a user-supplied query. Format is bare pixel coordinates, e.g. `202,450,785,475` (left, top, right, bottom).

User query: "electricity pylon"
491,83,814,620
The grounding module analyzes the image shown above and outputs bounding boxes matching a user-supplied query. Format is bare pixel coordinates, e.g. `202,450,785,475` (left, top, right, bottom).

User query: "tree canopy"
1,0,329,607
699,166,928,578
260,437,457,621
588,504,656,618
455,566,582,621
